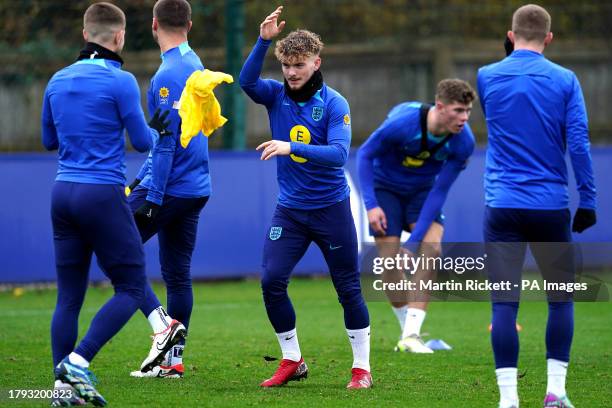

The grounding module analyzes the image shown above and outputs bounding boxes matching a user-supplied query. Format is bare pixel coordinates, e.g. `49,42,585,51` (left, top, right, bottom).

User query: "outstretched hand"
260,6,286,40
256,140,291,160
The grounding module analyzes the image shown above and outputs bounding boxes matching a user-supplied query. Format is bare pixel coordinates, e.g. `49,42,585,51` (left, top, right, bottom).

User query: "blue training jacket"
478,49,596,210
239,37,351,210
42,58,155,184
136,42,211,205
357,102,475,242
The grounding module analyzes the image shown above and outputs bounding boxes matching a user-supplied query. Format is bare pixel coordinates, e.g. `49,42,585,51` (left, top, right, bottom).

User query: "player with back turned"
478,4,596,408
239,6,372,389
41,2,172,405
125,0,211,380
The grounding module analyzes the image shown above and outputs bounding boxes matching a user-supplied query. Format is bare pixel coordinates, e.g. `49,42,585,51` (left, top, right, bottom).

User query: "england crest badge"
269,226,283,240
312,106,323,121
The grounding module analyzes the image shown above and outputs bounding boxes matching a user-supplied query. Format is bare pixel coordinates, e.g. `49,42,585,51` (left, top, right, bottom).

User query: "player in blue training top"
41,3,172,406
239,6,372,389
357,79,476,353
478,5,596,408
123,0,210,379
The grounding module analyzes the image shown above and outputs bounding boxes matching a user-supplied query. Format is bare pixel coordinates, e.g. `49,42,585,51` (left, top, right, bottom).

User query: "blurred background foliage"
0,1,610,150
1,0,611,83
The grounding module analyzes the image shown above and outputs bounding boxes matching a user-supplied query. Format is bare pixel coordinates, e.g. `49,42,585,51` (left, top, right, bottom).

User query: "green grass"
0,279,611,407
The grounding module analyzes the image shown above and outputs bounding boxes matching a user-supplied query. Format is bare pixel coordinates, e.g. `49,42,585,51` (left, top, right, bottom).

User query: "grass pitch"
0,279,610,407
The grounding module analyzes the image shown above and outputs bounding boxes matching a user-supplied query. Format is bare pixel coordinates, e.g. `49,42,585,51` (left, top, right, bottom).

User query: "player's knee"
161,268,191,292
166,281,192,296
56,294,85,311
113,272,146,303
261,273,289,303
492,301,519,317
421,242,442,258
337,286,365,309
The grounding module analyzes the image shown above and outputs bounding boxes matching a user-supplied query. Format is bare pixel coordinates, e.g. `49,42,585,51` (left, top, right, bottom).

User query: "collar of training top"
76,42,124,65
284,69,323,103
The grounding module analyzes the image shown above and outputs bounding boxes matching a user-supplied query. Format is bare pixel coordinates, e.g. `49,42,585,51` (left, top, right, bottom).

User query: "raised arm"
239,6,285,106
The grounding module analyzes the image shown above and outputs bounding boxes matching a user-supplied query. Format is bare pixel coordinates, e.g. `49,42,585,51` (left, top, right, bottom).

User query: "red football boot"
346,368,373,389
260,358,308,387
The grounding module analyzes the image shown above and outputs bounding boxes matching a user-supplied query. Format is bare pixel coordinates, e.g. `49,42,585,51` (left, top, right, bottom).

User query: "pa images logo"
312,106,323,121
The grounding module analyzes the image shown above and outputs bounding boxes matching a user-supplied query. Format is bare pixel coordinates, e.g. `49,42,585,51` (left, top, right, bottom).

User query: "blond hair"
274,29,324,63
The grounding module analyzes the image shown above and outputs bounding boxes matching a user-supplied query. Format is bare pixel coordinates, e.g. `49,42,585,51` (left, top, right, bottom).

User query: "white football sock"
496,367,519,407
392,305,408,333
68,352,89,368
147,306,171,333
403,307,426,338
546,359,568,397
346,326,371,372
275,328,301,362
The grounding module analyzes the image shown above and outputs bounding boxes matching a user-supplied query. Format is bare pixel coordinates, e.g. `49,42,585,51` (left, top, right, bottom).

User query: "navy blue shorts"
263,198,358,276
370,187,444,237
261,197,369,331
484,207,574,302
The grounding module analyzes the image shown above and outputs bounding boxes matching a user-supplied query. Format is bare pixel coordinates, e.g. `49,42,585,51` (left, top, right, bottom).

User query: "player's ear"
114,29,125,52
187,21,192,33
507,30,515,44
152,17,158,32
544,32,553,47
314,56,321,71
83,29,88,42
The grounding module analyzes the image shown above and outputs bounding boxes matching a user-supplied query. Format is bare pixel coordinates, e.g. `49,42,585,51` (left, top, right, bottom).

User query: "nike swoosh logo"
284,335,295,341
329,244,342,250
146,209,153,218
155,330,173,350
349,335,355,339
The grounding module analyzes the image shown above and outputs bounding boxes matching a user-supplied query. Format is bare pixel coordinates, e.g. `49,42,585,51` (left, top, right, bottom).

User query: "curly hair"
436,79,477,105
274,29,324,63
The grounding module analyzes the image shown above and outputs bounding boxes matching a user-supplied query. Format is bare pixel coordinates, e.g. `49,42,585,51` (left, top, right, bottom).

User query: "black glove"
504,36,514,56
149,108,172,138
134,201,160,222
572,208,596,233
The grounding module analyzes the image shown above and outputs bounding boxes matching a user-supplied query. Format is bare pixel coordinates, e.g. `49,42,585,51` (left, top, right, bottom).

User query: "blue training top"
478,49,596,210
239,37,351,210
357,101,475,242
42,58,156,184
136,42,211,205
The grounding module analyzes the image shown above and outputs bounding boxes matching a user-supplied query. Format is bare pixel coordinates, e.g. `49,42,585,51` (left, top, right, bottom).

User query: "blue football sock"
546,301,574,362
491,302,520,368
